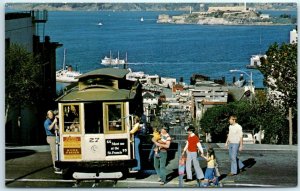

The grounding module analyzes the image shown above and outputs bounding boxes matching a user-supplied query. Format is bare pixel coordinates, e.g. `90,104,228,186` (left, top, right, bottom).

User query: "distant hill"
6,3,297,12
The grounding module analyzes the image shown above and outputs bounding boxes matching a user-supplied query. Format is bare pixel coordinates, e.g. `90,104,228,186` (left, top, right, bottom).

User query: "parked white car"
243,132,255,144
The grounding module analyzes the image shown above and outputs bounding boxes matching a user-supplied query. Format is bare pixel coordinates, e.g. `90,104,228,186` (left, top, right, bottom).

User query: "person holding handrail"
130,116,141,172
44,110,61,174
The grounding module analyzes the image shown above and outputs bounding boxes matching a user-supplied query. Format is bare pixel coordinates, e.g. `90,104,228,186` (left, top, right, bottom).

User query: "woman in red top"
182,125,204,182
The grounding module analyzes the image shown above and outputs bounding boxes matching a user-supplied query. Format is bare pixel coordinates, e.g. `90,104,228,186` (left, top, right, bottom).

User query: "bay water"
43,10,295,90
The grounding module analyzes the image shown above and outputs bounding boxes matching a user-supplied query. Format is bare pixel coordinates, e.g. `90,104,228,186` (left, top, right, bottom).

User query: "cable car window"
63,104,80,133
105,103,124,132
85,103,103,134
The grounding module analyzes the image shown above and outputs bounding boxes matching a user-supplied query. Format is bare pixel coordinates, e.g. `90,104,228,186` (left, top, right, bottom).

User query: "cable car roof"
56,68,140,102
56,86,137,102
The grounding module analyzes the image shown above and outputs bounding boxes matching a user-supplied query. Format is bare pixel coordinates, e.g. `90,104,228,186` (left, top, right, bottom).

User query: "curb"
5,145,50,152
215,143,298,151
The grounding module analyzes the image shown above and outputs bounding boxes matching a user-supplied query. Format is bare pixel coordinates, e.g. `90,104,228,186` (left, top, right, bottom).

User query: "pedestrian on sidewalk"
44,110,60,173
225,115,245,176
153,125,171,185
181,125,204,183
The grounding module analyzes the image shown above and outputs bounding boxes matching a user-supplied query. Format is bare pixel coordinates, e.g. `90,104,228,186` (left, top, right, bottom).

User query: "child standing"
201,148,219,187
178,156,186,176
178,155,186,187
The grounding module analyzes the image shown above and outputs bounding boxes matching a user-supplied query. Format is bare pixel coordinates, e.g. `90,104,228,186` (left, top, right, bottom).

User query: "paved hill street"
5,143,297,188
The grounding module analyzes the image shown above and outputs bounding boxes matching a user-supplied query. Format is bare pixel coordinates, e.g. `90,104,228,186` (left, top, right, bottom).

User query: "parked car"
243,132,255,144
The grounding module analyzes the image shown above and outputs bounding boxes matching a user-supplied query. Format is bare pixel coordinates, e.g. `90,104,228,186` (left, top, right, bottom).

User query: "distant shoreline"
5,3,297,12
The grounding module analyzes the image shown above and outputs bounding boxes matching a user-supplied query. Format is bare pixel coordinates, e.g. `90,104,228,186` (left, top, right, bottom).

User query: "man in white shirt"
225,115,245,176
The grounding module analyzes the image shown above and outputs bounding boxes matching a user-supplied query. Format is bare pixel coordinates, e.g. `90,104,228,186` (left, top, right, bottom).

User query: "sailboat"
101,51,127,66
56,49,82,83
140,17,144,22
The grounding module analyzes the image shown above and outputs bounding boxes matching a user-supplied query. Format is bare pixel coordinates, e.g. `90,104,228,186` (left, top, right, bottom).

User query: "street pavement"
4,143,298,189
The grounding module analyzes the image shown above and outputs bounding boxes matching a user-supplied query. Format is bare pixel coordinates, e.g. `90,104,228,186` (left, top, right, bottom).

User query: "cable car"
55,68,143,180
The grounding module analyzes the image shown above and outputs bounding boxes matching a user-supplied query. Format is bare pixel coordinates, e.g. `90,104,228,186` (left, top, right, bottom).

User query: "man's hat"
187,125,195,132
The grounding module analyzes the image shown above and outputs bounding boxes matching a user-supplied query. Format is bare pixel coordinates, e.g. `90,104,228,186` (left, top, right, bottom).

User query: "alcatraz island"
7,3,296,26
157,4,296,25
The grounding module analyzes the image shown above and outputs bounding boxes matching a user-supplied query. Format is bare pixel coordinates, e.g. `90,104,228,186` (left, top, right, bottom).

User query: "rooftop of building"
5,11,31,20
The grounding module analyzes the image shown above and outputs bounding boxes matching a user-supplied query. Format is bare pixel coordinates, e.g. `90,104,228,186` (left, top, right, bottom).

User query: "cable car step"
73,172,123,179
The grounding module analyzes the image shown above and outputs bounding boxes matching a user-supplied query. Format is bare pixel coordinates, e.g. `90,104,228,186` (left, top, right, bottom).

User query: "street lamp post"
230,69,254,102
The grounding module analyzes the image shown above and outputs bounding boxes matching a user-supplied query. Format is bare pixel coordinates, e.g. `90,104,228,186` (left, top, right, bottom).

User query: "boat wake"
127,61,241,66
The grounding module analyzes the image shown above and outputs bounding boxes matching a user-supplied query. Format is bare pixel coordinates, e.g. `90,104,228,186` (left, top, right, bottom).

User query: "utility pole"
289,107,293,145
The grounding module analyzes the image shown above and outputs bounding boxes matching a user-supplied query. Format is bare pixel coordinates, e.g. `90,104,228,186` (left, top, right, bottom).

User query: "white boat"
246,54,267,69
101,51,127,66
98,22,103,26
140,17,144,22
56,49,82,83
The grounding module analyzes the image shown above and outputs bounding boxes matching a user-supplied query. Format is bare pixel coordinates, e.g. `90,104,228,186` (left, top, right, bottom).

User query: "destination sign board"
105,139,128,156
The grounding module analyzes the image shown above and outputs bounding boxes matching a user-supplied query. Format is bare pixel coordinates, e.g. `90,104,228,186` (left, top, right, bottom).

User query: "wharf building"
5,11,62,145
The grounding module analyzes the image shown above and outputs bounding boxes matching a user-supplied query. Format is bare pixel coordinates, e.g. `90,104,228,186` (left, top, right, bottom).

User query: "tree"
254,101,287,144
259,42,297,145
200,101,253,143
200,100,287,144
5,44,43,123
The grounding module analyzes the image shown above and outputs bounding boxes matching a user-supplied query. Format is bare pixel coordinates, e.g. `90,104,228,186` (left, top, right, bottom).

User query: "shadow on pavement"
6,165,53,186
218,157,257,182
5,149,36,161
166,169,178,182
218,174,227,182
243,158,256,168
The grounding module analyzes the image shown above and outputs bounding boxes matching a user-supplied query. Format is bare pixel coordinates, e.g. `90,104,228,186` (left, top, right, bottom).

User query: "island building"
5,11,62,145
207,6,247,13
